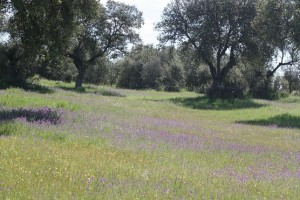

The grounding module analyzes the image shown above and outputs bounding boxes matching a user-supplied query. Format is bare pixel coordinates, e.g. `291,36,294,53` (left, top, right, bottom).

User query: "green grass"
0,88,80,111
1,79,300,199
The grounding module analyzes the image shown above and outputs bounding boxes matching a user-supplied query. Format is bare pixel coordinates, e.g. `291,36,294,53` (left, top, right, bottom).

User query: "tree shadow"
58,86,87,93
238,114,300,129
94,90,126,97
23,84,55,94
58,86,125,97
0,83,55,94
170,96,265,110
0,108,63,125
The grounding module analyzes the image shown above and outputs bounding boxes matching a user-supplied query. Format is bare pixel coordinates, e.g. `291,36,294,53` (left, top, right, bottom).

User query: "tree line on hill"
0,0,299,99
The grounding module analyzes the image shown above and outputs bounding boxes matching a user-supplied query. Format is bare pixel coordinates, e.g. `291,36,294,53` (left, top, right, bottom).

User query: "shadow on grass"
170,96,265,110
0,108,63,125
238,114,300,129
58,86,125,97
23,84,55,94
58,86,87,93
0,83,55,94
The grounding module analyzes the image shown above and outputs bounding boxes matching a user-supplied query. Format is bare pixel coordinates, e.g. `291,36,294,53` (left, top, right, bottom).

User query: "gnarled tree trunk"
75,68,86,88
206,49,238,99
73,55,86,89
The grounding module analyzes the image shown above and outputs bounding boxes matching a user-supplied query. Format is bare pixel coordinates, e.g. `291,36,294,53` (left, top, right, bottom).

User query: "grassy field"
1,80,300,199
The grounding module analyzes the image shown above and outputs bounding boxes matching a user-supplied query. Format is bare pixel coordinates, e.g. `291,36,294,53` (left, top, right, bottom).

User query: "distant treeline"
0,0,299,99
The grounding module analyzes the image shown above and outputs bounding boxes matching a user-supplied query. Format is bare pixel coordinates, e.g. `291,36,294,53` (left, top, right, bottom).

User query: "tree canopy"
255,0,299,78
0,0,143,88
67,0,144,88
0,0,300,99
156,0,299,98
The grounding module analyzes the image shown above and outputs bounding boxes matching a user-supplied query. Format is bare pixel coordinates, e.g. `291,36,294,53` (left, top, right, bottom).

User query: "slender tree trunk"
289,81,292,94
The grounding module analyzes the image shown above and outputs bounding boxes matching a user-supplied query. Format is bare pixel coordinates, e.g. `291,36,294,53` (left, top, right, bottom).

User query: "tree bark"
75,68,85,88
267,61,293,78
73,55,86,89
208,76,223,99
207,61,237,98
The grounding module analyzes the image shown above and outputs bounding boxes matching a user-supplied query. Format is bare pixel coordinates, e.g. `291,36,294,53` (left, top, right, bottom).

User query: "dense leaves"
255,0,300,78
117,45,184,91
156,0,300,98
157,0,257,98
0,0,143,88
67,0,143,88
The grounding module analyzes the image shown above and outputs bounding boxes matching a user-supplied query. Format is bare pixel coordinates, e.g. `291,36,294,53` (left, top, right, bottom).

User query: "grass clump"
0,122,24,137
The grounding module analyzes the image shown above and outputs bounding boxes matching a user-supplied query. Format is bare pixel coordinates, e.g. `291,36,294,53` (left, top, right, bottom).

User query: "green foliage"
1,0,300,100
0,1,7,32
8,0,99,56
117,45,184,91
84,57,111,85
283,67,300,93
0,41,35,86
38,56,77,83
0,0,102,86
163,61,184,92
67,0,144,88
179,45,212,93
246,73,289,100
294,4,300,46
254,0,299,77
0,0,143,89
157,0,257,98
116,58,143,89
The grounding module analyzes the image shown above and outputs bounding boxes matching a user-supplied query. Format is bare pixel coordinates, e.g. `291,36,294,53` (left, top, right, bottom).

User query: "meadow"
1,79,300,199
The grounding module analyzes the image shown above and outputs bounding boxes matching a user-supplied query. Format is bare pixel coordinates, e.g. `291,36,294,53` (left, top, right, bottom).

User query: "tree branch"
267,61,294,78
221,46,236,79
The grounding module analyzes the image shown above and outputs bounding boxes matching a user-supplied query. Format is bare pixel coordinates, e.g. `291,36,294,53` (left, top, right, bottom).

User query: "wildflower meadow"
1,80,300,199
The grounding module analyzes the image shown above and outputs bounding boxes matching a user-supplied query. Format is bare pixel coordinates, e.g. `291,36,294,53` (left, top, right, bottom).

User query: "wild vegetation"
0,0,300,199
1,80,300,199
0,0,299,98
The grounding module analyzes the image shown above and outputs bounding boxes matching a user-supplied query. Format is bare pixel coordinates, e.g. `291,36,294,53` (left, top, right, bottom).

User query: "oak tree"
67,0,143,88
157,0,257,98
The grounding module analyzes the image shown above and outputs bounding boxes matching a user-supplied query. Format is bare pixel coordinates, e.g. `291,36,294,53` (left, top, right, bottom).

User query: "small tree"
157,0,257,98
284,67,300,93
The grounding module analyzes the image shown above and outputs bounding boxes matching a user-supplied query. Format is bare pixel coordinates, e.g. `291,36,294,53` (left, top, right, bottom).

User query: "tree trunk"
75,68,85,88
207,77,223,99
73,56,86,89
289,81,292,94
